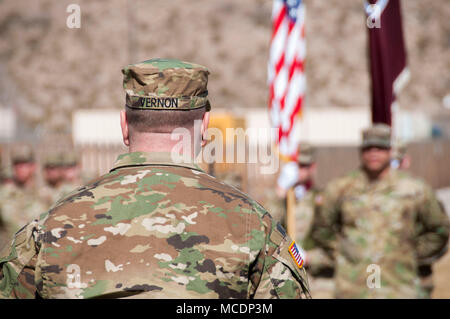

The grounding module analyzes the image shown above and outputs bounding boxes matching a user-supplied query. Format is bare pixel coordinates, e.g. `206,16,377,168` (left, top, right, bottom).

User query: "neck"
129,131,199,159
363,165,391,182
47,181,62,188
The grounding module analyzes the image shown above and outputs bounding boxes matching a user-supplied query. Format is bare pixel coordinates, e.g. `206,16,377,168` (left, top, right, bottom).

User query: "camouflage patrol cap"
361,124,392,149
122,58,211,111
296,143,315,165
62,151,79,166
11,144,35,164
43,152,65,168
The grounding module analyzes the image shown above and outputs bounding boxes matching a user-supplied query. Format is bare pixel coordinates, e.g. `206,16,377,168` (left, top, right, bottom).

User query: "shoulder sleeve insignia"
288,241,304,269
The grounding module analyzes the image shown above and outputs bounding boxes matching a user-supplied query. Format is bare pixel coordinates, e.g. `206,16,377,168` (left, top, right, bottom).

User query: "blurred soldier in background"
40,151,65,207
0,58,310,299
11,145,37,190
0,166,15,186
292,143,319,246
215,171,243,191
61,151,82,187
0,166,16,248
0,145,48,241
309,124,450,298
391,141,410,170
390,141,445,298
40,151,82,207
262,143,309,227
289,143,335,299
262,142,335,298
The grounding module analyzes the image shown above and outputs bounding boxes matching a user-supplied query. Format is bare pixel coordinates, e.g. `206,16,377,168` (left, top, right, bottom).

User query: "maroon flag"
365,0,409,126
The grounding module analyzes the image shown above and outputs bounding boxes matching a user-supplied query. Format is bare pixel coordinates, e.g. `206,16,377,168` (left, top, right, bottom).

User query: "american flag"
268,0,306,160
288,241,304,268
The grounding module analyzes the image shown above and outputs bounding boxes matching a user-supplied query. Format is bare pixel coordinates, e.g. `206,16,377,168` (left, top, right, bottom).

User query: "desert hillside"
0,0,448,134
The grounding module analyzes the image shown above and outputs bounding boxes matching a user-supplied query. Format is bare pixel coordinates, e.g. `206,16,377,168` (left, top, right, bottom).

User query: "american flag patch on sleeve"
289,241,304,268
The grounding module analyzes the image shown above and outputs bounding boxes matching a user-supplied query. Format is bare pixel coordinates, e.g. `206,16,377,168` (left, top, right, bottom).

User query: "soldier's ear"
120,110,130,147
201,111,210,147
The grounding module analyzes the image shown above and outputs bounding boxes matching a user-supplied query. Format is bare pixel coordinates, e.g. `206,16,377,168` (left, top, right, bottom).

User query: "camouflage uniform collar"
111,151,204,173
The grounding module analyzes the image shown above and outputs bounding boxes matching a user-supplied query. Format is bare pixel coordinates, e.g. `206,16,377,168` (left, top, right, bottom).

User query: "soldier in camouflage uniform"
0,166,15,186
40,151,81,208
0,146,48,247
262,186,287,227
40,152,66,207
390,141,410,171
0,58,310,299
289,143,335,299
60,151,82,191
262,146,306,227
309,124,450,298
0,166,15,249
390,142,444,298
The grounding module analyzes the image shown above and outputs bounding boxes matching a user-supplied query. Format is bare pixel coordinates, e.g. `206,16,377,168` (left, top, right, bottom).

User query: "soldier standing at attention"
0,166,15,249
390,142,445,299
40,152,66,207
0,145,47,239
60,151,82,189
288,143,335,299
390,142,410,171
40,151,82,207
309,124,450,298
0,58,310,299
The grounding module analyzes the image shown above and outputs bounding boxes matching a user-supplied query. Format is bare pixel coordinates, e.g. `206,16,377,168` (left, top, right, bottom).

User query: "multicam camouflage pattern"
310,168,450,298
0,152,310,299
122,58,210,111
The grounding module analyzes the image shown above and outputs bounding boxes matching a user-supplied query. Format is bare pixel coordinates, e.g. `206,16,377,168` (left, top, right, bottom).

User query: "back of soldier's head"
122,58,210,134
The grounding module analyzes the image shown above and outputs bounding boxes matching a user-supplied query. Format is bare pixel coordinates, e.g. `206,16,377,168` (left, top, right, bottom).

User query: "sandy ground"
432,188,450,299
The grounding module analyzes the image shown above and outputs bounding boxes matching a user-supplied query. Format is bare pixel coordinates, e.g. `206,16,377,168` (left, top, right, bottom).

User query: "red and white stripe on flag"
268,0,306,160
